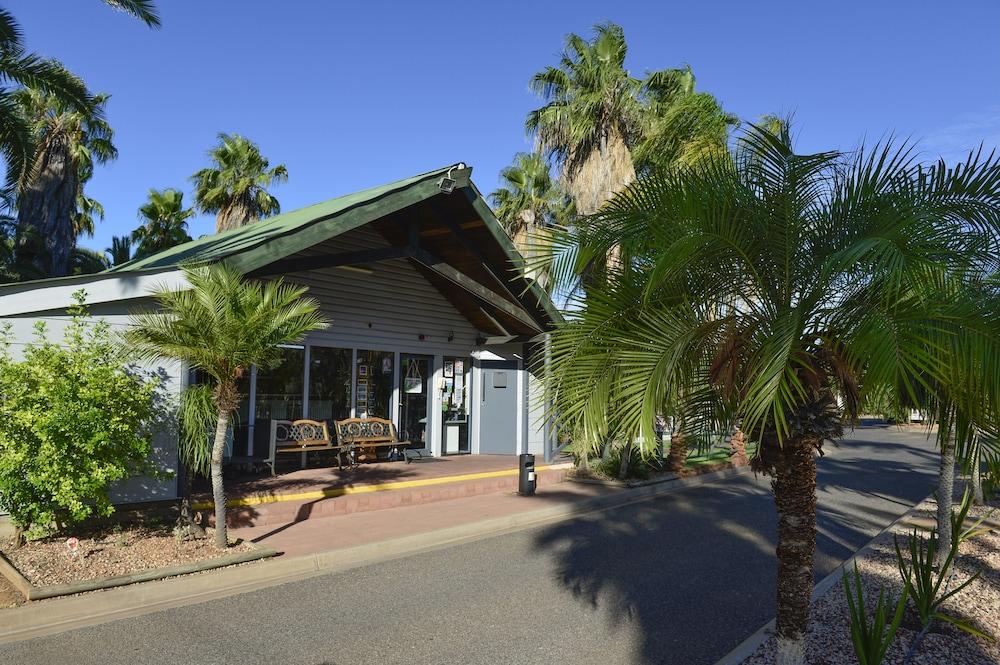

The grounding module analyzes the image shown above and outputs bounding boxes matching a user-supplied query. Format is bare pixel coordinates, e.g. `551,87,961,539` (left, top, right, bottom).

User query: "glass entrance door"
398,354,432,450
442,356,471,454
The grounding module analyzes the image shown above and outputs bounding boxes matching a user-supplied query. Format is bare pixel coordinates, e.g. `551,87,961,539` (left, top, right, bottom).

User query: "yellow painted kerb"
192,462,572,511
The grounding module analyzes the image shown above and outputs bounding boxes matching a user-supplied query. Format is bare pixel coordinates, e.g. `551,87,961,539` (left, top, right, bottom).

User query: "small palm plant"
128,264,327,548
842,562,907,665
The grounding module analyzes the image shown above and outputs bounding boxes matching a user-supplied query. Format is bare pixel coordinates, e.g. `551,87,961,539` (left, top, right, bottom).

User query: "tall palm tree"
0,2,158,187
127,264,327,548
105,234,133,266
0,10,91,189
633,65,738,172
490,152,571,287
541,124,1000,664
132,188,193,259
527,22,642,216
13,89,116,277
191,133,288,233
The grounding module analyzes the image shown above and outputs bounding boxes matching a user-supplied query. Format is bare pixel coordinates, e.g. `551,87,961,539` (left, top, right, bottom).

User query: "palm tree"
541,124,1000,664
70,246,109,274
527,23,642,216
192,134,288,233
633,65,738,172
105,234,133,266
0,10,91,188
0,2,157,187
127,264,327,548
132,188,193,259
490,152,571,287
13,89,116,277
101,1,160,27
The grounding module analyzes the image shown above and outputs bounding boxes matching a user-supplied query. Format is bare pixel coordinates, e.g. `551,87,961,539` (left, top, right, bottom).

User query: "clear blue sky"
10,0,1000,253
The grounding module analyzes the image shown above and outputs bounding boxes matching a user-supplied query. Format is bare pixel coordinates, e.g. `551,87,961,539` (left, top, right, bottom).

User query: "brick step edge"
203,468,570,528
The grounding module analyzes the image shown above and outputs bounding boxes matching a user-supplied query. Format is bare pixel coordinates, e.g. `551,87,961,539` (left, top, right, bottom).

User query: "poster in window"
381,357,392,375
443,360,454,378
403,360,423,394
358,365,368,377
443,377,454,394
454,371,464,391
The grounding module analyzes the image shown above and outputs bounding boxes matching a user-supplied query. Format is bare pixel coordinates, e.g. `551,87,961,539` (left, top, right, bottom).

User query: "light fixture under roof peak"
437,163,466,194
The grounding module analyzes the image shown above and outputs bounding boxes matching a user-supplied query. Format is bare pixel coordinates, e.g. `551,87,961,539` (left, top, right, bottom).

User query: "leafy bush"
0,292,158,539
842,561,906,665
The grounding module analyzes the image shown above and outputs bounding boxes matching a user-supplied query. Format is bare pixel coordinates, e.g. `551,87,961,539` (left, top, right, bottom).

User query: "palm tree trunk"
576,440,590,472
731,428,749,466
210,407,231,549
667,431,687,473
935,437,955,567
773,437,817,665
176,467,206,540
971,446,984,506
617,443,631,480
15,138,78,278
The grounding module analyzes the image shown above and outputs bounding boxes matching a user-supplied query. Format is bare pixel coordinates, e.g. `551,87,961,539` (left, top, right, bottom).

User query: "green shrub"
0,291,159,539
842,561,906,665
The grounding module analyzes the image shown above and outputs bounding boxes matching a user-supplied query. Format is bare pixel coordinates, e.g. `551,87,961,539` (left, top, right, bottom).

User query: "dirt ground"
1,524,253,588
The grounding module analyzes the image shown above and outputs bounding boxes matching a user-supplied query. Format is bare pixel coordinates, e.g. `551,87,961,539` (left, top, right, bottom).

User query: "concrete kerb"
0,462,761,645
712,491,936,665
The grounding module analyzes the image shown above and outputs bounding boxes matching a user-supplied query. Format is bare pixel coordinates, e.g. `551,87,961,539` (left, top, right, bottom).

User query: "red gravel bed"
1,525,254,588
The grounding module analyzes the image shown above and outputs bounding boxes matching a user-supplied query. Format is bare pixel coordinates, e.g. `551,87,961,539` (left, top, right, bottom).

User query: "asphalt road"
0,425,939,665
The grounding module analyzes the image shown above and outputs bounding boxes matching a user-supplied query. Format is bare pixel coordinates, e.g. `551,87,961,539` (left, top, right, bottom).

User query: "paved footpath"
0,425,939,665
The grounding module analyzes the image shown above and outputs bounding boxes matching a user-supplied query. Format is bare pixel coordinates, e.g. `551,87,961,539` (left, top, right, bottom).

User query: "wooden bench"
334,417,412,464
266,419,349,475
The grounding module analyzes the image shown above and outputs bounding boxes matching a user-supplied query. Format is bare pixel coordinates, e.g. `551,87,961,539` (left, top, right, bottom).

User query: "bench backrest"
334,417,399,445
270,419,331,448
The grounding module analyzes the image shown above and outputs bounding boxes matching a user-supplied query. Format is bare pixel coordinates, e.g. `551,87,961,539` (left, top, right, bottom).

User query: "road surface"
0,424,939,665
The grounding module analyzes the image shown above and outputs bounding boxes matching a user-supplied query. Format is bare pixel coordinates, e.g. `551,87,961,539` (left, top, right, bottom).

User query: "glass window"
355,349,393,419
253,347,305,453
255,347,305,421
309,346,352,423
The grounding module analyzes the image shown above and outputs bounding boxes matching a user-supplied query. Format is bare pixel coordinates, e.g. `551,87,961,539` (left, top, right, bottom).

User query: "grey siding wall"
281,227,482,356
1,298,181,504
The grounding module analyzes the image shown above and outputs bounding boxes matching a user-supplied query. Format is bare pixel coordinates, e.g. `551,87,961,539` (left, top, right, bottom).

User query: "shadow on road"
530,429,939,665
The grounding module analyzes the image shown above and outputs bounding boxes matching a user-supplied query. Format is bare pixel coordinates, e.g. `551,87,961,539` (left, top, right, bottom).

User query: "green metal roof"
110,163,466,274
2,162,562,328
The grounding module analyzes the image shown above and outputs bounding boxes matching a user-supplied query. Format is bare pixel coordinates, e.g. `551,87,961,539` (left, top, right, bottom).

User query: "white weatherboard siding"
1,300,181,503
278,227,481,356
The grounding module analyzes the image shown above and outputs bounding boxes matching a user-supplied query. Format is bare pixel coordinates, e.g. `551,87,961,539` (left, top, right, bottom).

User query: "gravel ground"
1,525,253,587
742,492,1000,665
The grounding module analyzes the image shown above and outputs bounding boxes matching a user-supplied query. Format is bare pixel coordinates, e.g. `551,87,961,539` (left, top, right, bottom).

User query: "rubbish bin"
518,453,536,496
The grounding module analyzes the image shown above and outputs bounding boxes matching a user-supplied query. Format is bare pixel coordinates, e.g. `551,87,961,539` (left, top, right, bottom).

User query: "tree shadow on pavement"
530,435,940,665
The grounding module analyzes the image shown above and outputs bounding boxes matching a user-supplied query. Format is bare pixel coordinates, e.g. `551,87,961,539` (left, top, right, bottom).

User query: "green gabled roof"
110,163,466,274
2,162,563,328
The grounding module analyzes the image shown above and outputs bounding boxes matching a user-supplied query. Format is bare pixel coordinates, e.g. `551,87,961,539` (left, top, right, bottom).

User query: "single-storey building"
0,163,561,504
